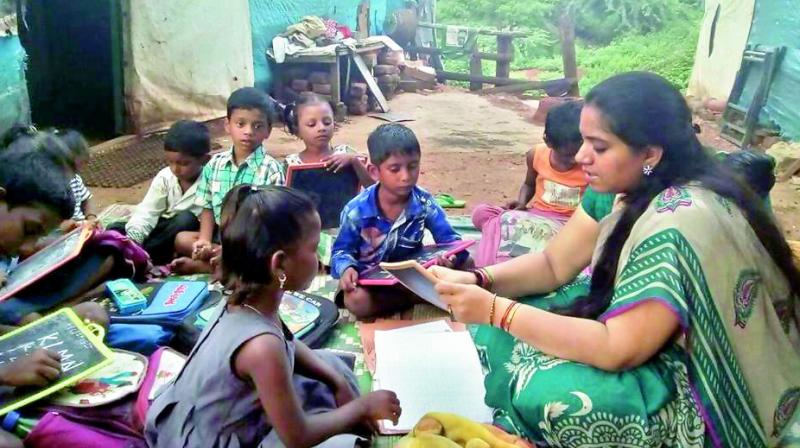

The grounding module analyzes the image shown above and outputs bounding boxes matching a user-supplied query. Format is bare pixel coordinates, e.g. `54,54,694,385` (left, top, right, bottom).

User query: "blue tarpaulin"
0,35,30,134
249,0,398,90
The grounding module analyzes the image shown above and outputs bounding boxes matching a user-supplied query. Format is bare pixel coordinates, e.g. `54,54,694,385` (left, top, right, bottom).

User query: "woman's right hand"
361,390,402,427
428,265,477,285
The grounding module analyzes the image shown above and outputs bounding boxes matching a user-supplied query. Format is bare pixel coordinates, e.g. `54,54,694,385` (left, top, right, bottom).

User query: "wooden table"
268,41,385,115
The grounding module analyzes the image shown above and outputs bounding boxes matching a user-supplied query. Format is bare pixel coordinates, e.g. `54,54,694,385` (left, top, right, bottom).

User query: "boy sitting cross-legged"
108,120,210,265
172,87,285,274
331,124,469,319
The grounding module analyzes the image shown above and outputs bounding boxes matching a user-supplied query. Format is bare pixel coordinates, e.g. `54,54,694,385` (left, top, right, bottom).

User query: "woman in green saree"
431,72,800,447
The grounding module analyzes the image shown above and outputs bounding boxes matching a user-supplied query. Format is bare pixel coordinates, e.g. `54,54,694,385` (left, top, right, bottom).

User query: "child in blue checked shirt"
331,124,470,319
172,87,285,274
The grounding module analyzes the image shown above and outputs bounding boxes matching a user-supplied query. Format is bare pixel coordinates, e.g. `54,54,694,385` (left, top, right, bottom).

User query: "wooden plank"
495,35,512,79
475,52,512,62
330,56,342,105
777,158,800,182
435,70,528,86
406,45,444,55
352,53,389,112
418,22,529,38
558,12,579,96
357,1,370,40
478,78,577,95
469,52,483,91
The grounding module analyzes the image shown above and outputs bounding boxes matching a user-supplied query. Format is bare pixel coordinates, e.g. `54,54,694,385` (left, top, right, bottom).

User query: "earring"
278,272,287,290
643,165,654,176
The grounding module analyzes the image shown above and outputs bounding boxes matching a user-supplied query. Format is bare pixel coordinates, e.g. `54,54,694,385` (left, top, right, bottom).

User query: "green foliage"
437,0,703,93
567,0,702,44
517,11,702,92
437,0,559,30
437,0,702,44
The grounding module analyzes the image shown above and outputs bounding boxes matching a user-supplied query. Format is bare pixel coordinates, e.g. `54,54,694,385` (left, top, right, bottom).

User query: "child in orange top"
472,101,585,267
506,101,586,215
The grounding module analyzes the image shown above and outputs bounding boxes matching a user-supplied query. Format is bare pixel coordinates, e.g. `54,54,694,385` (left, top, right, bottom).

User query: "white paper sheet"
376,320,451,337
373,330,492,432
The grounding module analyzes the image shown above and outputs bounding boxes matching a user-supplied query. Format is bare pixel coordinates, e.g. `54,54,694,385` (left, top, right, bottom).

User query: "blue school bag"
106,281,209,354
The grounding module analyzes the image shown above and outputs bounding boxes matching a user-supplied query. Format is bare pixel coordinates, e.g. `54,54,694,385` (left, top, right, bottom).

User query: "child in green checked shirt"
171,87,285,274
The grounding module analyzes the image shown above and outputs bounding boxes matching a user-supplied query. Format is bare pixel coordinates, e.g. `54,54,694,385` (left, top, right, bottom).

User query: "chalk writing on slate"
0,309,112,415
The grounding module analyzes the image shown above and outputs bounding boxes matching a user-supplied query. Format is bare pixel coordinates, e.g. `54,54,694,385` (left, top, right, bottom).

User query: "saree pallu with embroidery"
473,186,800,447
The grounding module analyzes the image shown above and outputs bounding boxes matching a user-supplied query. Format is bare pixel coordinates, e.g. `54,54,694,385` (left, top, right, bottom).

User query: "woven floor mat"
82,134,166,188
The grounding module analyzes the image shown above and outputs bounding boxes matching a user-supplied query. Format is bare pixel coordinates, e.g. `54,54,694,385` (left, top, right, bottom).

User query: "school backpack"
170,289,340,353
105,281,211,355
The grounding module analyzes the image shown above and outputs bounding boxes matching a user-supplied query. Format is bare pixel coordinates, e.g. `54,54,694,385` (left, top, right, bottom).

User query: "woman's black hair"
565,72,800,329
0,135,75,219
220,185,317,305
281,92,332,136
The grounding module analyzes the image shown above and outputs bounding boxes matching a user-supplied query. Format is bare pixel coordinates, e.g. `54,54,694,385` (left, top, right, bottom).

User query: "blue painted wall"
0,35,30,134
249,0,397,90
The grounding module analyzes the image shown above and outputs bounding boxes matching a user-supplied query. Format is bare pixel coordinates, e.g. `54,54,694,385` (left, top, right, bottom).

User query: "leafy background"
435,0,703,93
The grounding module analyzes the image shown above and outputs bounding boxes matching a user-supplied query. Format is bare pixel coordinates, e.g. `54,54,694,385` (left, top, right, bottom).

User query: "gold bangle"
488,293,497,326
504,302,522,332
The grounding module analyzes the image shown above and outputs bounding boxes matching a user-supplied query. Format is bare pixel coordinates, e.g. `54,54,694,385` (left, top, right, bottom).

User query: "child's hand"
59,219,80,233
72,302,110,329
361,390,402,427
192,240,212,260
428,265,477,285
84,215,102,231
340,267,359,293
505,200,526,210
436,254,457,269
323,153,358,173
333,379,358,407
0,349,61,387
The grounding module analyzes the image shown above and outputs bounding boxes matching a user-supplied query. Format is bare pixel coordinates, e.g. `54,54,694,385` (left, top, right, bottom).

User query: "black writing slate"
0,226,91,302
0,308,113,414
287,163,360,229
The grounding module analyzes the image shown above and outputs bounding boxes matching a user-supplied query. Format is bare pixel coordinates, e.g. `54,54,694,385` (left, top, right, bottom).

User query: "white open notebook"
373,323,493,433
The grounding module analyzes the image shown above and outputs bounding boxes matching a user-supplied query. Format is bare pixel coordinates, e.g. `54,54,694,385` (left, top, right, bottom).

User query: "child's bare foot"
169,257,211,275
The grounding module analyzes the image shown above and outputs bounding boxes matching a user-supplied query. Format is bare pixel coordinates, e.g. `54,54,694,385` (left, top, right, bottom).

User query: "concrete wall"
249,0,395,90
0,35,30,135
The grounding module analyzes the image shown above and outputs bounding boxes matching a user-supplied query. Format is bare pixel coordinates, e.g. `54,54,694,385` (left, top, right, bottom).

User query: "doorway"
18,0,124,138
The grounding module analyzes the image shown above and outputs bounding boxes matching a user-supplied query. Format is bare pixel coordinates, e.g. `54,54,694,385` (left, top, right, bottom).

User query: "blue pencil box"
109,281,209,328
105,278,148,315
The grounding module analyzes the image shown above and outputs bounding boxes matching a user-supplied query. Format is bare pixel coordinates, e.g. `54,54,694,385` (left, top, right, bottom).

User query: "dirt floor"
91,86,800,240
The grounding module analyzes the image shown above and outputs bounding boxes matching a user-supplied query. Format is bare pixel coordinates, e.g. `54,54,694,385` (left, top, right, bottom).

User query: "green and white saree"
473,186,800,447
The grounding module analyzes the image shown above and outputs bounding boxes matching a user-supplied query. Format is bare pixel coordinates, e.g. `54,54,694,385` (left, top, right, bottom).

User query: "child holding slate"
0,135,108,448
172,87,286,274
146,185,400,447
331,124,470,319
282,92,374,188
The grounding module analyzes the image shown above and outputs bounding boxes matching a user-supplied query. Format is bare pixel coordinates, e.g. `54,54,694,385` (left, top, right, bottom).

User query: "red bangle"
499,301,515,331
471,269,487,289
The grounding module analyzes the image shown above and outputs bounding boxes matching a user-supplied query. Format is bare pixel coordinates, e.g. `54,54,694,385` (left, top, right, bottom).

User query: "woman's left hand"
333,378,358,407
323,153,358,173
435,281,494,324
